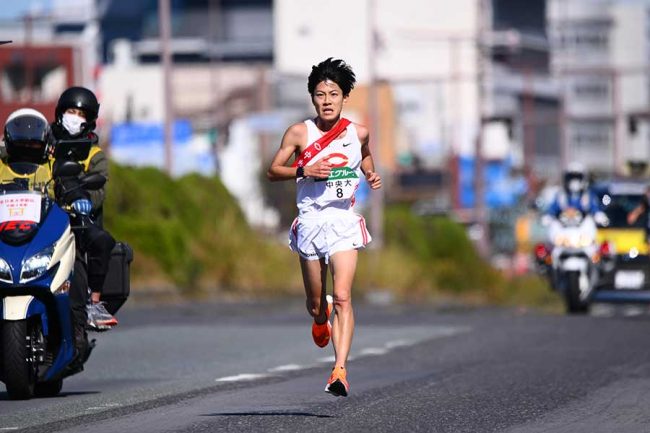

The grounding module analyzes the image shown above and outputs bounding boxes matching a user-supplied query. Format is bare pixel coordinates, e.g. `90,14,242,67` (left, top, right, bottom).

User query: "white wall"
275,0,478,83
99,60,265,124
274,0,481,158
99,65,164,123
274,0,370,82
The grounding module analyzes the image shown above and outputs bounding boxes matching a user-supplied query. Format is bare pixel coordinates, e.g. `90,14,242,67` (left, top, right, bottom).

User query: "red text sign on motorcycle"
0,194,41,224
0,220,37,233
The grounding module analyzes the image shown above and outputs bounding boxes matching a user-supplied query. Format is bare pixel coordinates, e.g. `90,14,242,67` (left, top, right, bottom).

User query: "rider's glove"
594,211,609,227
72,199,92,215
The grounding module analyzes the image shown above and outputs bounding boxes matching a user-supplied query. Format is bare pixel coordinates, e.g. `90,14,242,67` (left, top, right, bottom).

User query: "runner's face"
312,80,347,122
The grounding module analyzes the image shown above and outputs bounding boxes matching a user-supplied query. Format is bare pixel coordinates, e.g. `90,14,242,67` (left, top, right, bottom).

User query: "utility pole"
611,69,621,175
367,0,385,249
475,0,490,257
208,0,222,173
159,0,173,175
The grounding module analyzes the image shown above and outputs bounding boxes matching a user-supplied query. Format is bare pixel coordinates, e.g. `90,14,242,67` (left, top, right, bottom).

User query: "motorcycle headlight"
0,258,12,284
554,235,570,247
20,247,53,284
579,234,594,247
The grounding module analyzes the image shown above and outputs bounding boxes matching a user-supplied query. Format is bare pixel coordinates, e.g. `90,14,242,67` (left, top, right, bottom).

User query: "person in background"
267,58,382,397
51,86,117,330
627,185,650,245
546,162,601,219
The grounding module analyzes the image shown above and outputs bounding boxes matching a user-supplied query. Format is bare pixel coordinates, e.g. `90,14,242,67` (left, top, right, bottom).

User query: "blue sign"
109,120,215,176
459,157,527,209
111,120,192,147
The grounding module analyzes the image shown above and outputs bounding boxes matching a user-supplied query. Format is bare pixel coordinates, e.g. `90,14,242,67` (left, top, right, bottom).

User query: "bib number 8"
336,188,343,198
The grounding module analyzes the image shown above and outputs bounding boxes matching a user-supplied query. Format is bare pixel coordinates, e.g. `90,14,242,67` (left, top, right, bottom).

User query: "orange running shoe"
325,366,349,397
311,295,333,348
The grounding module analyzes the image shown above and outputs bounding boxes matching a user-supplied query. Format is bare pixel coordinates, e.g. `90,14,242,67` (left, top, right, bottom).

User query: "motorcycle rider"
50,86,118,331
546,162,602,221
1,108,92,362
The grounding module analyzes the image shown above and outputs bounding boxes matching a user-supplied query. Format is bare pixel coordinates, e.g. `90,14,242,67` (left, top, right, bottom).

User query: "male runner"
267,58,382,397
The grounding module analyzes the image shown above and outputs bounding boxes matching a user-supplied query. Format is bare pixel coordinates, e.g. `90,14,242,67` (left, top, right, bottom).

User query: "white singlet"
289,118,371,262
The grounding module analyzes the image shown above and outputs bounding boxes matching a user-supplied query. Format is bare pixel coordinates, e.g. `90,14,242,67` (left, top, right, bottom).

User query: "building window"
572,78,609,102
555,20,610,54
571,121,611,152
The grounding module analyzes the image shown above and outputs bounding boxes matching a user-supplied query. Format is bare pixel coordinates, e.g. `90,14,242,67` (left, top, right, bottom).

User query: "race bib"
0,194,42,223
316,167,360,201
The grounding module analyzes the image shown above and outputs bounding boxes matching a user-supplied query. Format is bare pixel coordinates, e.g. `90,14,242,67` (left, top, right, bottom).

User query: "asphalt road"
2,299,650,432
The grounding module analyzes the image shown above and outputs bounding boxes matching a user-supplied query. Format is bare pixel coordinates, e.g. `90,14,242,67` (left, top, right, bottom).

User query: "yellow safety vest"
81,145,103,172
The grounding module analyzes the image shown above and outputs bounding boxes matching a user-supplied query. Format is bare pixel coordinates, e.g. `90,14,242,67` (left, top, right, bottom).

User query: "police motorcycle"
0,139,110,399
547,208,603,314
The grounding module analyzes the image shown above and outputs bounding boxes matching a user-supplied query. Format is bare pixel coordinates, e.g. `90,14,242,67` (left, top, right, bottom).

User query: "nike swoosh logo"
342,143,351,147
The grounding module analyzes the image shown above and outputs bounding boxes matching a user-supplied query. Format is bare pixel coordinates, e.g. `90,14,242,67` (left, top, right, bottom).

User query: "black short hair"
307,58,356,97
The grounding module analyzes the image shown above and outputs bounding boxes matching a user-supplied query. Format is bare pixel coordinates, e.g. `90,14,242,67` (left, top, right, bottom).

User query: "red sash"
292,118,351,168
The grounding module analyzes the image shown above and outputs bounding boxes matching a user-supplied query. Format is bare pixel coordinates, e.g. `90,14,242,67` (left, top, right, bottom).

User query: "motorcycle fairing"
0,205,74,291
0,204,77,381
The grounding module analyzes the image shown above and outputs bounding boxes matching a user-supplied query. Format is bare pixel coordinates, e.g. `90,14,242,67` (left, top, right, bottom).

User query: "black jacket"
51,124,109,220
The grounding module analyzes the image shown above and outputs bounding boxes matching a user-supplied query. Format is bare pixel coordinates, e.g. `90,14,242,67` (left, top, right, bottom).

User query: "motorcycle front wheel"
565,271,590,314
2,319,43,399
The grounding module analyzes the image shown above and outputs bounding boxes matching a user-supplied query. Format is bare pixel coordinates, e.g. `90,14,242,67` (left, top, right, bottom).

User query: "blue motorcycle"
0,160,106,399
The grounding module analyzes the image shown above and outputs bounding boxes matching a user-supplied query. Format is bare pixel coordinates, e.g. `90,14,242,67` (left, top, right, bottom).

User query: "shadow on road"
0,390,100,400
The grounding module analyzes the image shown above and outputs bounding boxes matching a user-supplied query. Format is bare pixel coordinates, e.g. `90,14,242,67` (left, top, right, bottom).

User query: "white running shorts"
289,212,371,262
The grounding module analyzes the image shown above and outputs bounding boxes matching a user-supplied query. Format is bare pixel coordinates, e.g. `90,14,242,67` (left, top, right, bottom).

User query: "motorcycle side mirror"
81,173,106,190
52,160,83,178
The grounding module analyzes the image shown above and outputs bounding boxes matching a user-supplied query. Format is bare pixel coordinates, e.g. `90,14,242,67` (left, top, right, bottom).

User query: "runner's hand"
307,158,333,179
365,171,382,189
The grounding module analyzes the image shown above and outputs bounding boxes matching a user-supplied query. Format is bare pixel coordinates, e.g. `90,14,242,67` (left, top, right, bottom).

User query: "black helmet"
55,86,100,133
3,108,51,164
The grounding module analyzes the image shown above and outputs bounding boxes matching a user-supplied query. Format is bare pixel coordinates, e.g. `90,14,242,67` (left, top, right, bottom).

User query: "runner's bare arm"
267,123,333,180
357,124,382,190
267,123,306,181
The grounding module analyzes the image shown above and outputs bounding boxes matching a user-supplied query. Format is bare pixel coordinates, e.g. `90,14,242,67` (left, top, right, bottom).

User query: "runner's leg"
300,257,328,323
329,249,357,367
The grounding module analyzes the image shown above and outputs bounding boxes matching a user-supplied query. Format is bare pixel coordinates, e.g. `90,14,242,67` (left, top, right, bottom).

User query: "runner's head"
308,58,356,97
308,58,356,122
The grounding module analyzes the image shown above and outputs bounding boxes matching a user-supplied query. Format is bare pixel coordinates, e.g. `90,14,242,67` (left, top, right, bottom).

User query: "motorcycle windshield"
0,163,51,224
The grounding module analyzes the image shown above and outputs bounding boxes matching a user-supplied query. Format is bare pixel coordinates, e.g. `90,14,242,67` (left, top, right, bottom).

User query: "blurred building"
97,0,281,228
0,0,99,125
547,0,650,176
275,0,552,212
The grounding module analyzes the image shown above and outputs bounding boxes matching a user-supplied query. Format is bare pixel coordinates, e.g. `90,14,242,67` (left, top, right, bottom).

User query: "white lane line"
359,347,389,356
0,428,19,431
86,403,121,411
385,339,412,349
268,364,303,372
216,326,470,385
215,373,270,382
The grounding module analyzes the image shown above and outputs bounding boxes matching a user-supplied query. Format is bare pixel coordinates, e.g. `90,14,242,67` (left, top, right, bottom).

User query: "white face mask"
567,179,583,193
62,113,85,136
